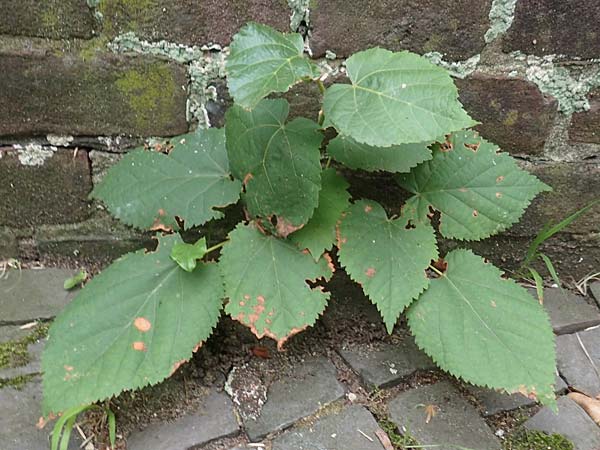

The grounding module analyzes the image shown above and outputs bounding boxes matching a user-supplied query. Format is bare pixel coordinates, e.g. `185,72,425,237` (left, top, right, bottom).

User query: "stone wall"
0,0,598,278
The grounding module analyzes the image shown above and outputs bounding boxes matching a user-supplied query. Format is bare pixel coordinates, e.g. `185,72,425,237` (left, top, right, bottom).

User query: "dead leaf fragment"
424,404,439,424
568,392,600,425
375,429,394,450
251,346,271,359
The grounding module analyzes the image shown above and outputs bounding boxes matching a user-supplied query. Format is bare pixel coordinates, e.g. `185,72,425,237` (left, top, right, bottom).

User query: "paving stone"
339,339,435,389
456,74,557,156
570,89,600,144
503,0,600,59
0,0,97,39
388,381,501,450
524,396,600,450
0,379,79,450
0,339,45,379
310,0,492,60
272,405,386,450
0,325,29,343
590,281,600,308
127,390,239,450
0,148,92,227
0,46,188,137
468,373,567,417
556,327,600,396
0,268,77,323
243,357,346,441
533,288,600,335
0,227,18,258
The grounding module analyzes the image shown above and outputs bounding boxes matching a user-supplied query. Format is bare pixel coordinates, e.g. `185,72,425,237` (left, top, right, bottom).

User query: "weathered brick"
97,0,290,46
456,74,558,155
310,0,492,60
0,0,97,39
0,148,92,227
0,43,188,137
570,89,600,144
503,0,600,59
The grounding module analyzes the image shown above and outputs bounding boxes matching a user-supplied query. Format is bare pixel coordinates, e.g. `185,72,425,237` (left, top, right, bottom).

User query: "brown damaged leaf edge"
275,216,304,238
169,341,204,376
150,208,173,232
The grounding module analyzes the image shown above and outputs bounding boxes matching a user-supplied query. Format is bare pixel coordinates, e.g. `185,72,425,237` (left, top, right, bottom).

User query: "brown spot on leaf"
134,317,152,332
472,210,479,217
464,142,480,152
244,294,251,300
365,267,376,278
496,192,502,198
364,204,373,213
150,214,173,233
132,341,147,352
64,365,74,372
239,301,245,306
243,172,254,186
439,141,453,152
490,300,497,308
496,175,505,183
459,187,468,193
276,217,303,238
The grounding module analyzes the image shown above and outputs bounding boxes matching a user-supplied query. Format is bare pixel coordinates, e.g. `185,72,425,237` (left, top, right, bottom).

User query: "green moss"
115,63,178,132
378,418,420,449
79,36,110,61
98,0,158,35
0,324,49,370
503,429,574,450
0,373,37,390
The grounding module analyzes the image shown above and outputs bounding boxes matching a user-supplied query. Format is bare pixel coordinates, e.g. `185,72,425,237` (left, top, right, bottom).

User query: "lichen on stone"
288,0,310,31
424,52,481,79
485,0,517,43
46,135,74,147
13,144,57,166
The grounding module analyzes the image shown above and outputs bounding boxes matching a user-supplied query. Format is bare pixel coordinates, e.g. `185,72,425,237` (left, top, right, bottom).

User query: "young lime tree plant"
41,23,558,422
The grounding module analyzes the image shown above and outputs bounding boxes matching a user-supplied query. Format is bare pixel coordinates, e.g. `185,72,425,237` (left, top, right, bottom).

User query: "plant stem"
428,265,445,277
206,241,227,254
316,78,326,95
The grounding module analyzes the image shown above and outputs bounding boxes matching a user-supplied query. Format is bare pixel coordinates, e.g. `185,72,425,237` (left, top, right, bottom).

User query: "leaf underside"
323,48,476,147
92,128,241,230
397,130,551,241
226,22,319,109
327,135,433,173
220,223,333,349
225,99,323,233
42,235,223,415
337,200,438,333
407,249,556,406
290,168,351,260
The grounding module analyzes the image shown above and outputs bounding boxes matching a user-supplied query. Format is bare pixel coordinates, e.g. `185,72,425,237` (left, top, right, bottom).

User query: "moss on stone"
0,324,49,370
115,63,178,132
378,418,420,449
98,0,159,36
503,429,574,450
0,373,37,390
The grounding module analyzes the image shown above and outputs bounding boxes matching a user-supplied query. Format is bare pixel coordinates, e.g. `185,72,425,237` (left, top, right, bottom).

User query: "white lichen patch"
424,52,481,79
225,364,267,420
46,134,74,147
288,0,310,31
13,143,57,166
485,0,518,43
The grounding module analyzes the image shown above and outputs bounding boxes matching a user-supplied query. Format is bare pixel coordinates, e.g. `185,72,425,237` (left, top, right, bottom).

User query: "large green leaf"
323,48,476,147
290,168,351,260
226,22,319,109
220,223,333,349
407,249,556,406
337,200,438,333
92,128,241,230
397,131,551,241
327,135,433,173
42,235,223,415
225,99,323,235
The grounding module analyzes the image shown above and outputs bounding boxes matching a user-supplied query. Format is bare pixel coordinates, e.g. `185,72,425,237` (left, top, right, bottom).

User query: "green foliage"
92,128,241,230
323,48,476,147
338,200,438,333
63,269,87,290
42,235,223,415
397,131,551,240
51,404,117,450
221,223,333,349
408,249,556,407
43,22,558,442
503,429,573,450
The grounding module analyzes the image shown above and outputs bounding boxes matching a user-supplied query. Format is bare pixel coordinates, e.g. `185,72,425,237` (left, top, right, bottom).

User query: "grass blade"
528,267,545,304
59,415,77,450
107,407,116,447
539,253,562,289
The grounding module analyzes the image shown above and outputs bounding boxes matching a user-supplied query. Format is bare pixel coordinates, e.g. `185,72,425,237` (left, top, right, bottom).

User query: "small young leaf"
408,249,556,407
397,131,551,241
170,237,208,272
42,235,223,415
337,200,438,333
220,223,334,349
63,269,87,290
323,48,476,147
290,168,351,260
327,135,433,173
226,99,323,235
227,22,319,109
92,128,241,230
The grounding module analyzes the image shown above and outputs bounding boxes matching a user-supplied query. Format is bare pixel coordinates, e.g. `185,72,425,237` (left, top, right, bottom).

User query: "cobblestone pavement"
2,269,600,450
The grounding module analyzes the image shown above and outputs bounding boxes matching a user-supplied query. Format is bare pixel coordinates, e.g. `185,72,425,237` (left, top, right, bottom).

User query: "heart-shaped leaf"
170,237,208,272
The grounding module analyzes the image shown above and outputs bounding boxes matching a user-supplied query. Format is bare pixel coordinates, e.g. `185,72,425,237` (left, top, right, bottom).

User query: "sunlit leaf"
170,237,207,272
